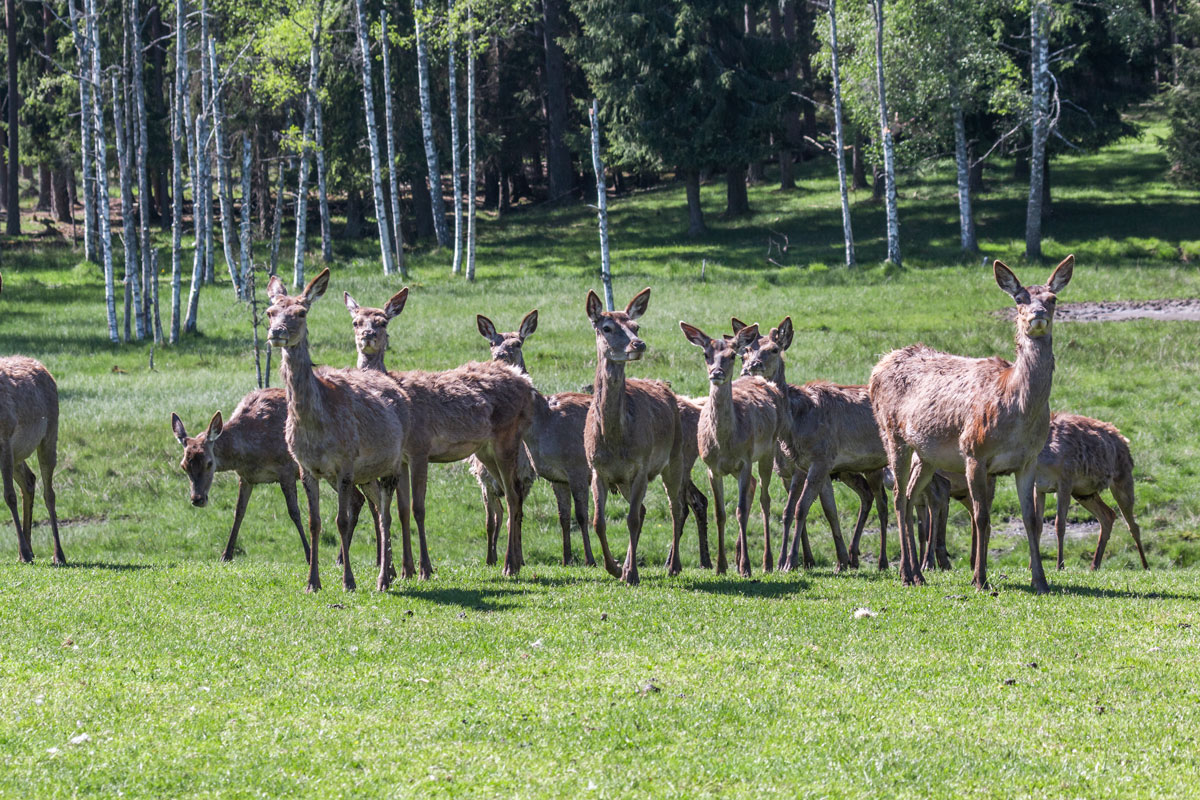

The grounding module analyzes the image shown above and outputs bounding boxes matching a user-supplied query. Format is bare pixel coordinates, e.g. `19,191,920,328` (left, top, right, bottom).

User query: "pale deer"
266,270,409,593
869,256,1075,593
735,317,889,572
170,389,317,563
0,274,65,564
585,288,688,585
681,322,786,577
344,292,536,579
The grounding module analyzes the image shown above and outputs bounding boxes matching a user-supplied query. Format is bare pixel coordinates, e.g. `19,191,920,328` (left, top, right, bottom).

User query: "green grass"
1,114,1199,796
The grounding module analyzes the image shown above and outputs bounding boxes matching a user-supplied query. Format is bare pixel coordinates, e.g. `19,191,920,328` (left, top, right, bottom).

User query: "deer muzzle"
1027,316,1049,337
190,494,208,508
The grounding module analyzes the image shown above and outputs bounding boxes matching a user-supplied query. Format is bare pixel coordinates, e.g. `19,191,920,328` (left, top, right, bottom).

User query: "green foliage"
1164,2,1200,186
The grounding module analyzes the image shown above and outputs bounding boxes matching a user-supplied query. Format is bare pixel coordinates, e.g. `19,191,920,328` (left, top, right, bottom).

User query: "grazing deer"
170,389,316,563
735,317,889,572
344,292,536,579
1035,413,1148,571
869,256,1075,593
585,288,688,585
681,322,785,577
0,274,65,564
267,270,409,592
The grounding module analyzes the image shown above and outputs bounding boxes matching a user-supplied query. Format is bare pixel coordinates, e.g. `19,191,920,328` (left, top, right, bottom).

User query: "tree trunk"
132,0,155,338
68,0,96,261
344,186,364,239
795,0,818,154
169,0,187,344
314,96,332,263
239,134,252,292
415,0,450,247
87,0,118,342
448,0,463,274
870,0,900,266
684,168,706,237
185,113,207,333
6,0,21,235
1041,156,1052,218
589,100,613,311
353,0,398,275
953,97,977,254
380,8,407,277
113,72,143,340
969,157,984,196
829,0,855,267
1025,0,1049,261
209,36,241,296
724,165,750,216
269,158,285,275
852,129,867,190
542,0,575,204
52,170,70,221
199,0,214,286
465,11,478,282
292,6,324,288
37,166,51,212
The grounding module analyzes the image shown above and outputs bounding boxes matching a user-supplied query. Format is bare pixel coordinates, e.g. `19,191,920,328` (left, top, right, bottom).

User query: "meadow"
1,115,1199,797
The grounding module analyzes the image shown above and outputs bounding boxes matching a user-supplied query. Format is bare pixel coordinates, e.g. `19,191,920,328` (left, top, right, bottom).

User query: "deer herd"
0,255,1153,595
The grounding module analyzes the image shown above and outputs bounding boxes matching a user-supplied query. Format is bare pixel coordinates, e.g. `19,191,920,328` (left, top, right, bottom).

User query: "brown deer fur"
585,288,688,585
869,256,1075,592
681,322,786,577
736,317,889,572
170,389,316,563
345,292,536,579
267,270,409,593
0,275,64,565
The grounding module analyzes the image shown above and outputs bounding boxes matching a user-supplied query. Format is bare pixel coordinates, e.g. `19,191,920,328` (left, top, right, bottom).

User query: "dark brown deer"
170,389,316,563
0,274,64,565
869,256,1075,593
681,322,785,577
344,292,536,579
585,288,688,585
267,270,409,592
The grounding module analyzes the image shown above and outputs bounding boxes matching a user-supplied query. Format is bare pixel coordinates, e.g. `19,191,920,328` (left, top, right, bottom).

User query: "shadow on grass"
1005,581,1200,602
388,583,523,612
684,576,810,598
60,560,155,572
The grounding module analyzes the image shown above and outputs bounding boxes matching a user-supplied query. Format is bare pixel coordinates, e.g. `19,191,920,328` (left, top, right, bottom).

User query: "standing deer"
681,322,785,577
343,291,536,579
267,270,409,592
869,256,1075,593
0,275,65,565
735,317,889,572
170,389,316,563
585,288,688,585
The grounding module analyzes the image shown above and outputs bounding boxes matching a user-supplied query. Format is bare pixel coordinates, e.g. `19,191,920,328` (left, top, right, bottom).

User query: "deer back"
0,356,59,462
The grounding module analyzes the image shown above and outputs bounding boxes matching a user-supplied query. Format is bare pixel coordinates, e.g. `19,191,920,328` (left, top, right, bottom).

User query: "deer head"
681,321,760,384
171,411,223,507
266,269,331,348
736,316,793,378
344,288,409,359
477,309,538,372
587,288,650,362
994,255,1073,340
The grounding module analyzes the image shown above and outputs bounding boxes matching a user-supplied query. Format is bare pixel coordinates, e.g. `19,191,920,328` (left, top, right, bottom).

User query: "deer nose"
630,339,646,353
709,368,726,383
191,494,207,507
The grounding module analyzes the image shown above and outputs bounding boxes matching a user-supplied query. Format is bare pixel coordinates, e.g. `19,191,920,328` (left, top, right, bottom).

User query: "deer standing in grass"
869,256,1074,593
681,322,785,577
267,270,409,592
736,317,889,572
585,288,688,585
344,291,536,579
0,275,65,565
171,390,317,563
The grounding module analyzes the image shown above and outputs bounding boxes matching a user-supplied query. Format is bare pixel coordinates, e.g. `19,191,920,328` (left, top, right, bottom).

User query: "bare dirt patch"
1001,298,1200,323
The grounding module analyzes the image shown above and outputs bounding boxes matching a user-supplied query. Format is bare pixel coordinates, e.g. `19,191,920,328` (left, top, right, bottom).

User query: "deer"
584,288,689,585
0,274,65,565
343,291,536,580
681,322,786,577
170,389,317,563
266,269,409,593
734,317,889,572
868,255,1075,593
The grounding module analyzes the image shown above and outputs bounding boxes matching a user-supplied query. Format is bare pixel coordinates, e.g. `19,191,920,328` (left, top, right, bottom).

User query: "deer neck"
211,430,236,471
279,333,327,426
1007,327,1056,413
357,347,386,372
768,359,787,394
593,347,628,440
708,378,736,441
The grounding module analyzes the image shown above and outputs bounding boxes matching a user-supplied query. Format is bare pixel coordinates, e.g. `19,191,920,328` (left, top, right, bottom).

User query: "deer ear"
773,317,794,350
207,411,224,442
730,316,747,334
680,321,710,349
171,413,188,445
384,287,409,320
477,314,498,342
343,292,359,313
586,290,604,324
733,324,760,351
626,287,651,319
994,261,1026,301
267,275,287,302
519,309,538,340
1047,254,1074,294
302,268,331,306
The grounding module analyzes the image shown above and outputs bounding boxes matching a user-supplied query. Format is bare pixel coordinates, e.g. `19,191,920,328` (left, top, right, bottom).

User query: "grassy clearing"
0,116,1198,795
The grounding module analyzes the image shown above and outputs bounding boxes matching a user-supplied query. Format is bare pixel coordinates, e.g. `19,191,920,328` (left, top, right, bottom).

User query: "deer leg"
964,458,991,591
570,478,596,567
395,462,415,579
889,443,923,587
17,462,35,559
904,458,936,579
36,430,64,565
590,471,621,578
2,447,32,563
368,478,395,592
917,496,930,569
932,479,951,571
869,472,890,570
685,480,711,570
839,473,873,569
1076,493,1116,571
796,464,849,572
221,478,254,562
405,457,435,580
757,459,773,573
734,465,755,578
622,476,649,586
302,470,321,592
1015,467,1049,595
552,482,574,566
810,479,839,571
662,465,688,579
335,475,358,592
776,470,797,571
279,476,312,564
493,445,526,580
707,470,728,575
1110,475,1148,570
1050,486,1068,571
482,482,501,567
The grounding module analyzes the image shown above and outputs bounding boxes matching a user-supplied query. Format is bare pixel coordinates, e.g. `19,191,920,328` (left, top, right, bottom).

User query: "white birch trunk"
67,0,97,263
829,0,855,268
269,157,285,275
292,6,324,288
448,0,463,275
240,133,252,289
113,73,141,341
208,35,241,296
952,96,977,253
131,0,155,339
152,247,162,343
589,100,613,311
314,87,332,263
199,0,214,285
415,0,450,247
185,111,206,333
1025,1,1049,260
871,0,900,266
169,0,188,344
465,9,477,282
87,0,118,343
353,0,397,275
380,8,407,276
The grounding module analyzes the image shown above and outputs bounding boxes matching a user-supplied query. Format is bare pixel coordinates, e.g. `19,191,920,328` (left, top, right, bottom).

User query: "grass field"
1,114,1199,796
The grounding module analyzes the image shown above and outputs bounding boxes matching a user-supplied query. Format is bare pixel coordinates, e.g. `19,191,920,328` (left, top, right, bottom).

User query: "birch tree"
869,0,900,266
66,0,97,263
829,0,855,268
185,111,207,333
292,3,325,287
589,100,614,311
353,0,398,275
415,0,451,247
240,134,253,290
131,0,156,339
86,0,118,342
1025,1,1051,260
170,0,188,344
209,36,242,296
448,0,464,275
465,2,478,281
314,80,332,263
199,0,215,285
380,8,407,276
113,73,141,340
